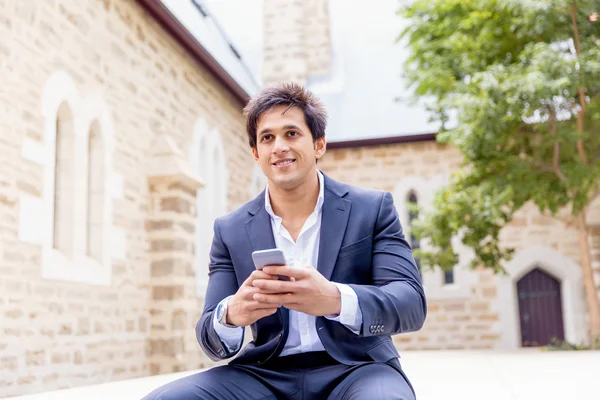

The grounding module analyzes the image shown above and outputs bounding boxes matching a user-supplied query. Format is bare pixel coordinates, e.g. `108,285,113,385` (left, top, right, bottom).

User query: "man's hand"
252,266,341,316
226,270,284,327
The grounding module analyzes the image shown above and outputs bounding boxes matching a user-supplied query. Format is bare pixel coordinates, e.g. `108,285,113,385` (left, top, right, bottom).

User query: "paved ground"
6,350,600,399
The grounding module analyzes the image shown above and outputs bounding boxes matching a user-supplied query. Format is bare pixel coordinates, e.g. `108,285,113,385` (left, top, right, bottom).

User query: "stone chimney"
262,0,332,86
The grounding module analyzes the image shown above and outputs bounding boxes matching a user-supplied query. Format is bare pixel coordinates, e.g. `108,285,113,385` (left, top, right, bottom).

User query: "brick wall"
0,0,252,396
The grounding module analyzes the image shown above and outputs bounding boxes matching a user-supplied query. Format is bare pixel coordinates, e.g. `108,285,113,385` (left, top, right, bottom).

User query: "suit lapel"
317,177,351,281
244,192,288,329
245,206,276,253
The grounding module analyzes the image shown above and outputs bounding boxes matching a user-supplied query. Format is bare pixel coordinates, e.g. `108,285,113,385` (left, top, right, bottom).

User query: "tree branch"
570,0,589,164
532,160,567,183
551,108,560,170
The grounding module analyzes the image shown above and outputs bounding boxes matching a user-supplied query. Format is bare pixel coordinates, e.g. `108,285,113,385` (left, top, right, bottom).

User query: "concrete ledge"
6,350,600,400
4,369,204,400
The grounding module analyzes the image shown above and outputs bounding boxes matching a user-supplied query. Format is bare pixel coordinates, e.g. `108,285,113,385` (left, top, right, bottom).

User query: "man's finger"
253,293,293,304
248,301,281,311
254,308,278,320
262,266,309,279
243,286,291,301
252,278,295,292
242,270,278,287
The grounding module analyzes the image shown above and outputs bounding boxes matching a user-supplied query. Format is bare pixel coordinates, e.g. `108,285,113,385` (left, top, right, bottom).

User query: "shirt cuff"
325,283,362,335
212,296,244,352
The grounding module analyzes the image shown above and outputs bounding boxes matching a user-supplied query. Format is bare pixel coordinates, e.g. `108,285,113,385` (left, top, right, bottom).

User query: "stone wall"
318,141,594,350
0,0,252,396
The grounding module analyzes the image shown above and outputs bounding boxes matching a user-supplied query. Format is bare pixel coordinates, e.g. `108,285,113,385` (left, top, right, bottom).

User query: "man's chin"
269,174,299,190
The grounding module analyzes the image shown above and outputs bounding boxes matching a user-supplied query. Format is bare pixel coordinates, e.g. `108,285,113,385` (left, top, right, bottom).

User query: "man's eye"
261,135,272,141
287,131,298,136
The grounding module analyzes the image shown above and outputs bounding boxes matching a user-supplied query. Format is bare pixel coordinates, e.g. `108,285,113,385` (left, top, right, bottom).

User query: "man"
143,83,426,399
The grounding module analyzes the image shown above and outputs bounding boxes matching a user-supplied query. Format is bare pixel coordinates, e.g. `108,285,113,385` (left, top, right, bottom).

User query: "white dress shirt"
213,170,363,355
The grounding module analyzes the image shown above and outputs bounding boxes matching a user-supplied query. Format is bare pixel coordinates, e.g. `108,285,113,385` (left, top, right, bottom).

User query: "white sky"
167,0,440,141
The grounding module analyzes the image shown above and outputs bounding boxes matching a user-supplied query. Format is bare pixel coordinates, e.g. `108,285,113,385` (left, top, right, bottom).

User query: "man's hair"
243,82,328,148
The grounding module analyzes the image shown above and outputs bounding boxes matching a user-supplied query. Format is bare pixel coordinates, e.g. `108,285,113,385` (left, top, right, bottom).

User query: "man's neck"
269,170,320,220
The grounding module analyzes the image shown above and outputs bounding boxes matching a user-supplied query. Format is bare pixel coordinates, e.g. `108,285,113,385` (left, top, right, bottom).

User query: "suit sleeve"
195,218,245,361
348,191,427,337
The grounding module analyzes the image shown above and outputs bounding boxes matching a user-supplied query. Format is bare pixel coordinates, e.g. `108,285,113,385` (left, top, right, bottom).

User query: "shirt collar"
265,170,325,219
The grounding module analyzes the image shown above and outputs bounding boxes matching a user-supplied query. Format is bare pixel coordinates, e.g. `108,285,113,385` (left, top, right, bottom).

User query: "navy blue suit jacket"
196,172,426,366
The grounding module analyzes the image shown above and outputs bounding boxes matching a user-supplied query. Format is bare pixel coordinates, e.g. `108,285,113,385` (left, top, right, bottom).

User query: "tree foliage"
398,0,600,273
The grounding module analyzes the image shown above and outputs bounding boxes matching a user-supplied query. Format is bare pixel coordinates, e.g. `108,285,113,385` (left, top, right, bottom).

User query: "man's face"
252,105,326,190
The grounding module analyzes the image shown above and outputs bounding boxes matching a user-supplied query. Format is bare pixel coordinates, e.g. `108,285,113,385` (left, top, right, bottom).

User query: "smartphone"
251,249,290,281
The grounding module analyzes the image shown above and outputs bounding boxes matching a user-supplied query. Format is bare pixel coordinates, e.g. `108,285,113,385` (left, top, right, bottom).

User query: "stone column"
145,135,207,375
262,0,331,86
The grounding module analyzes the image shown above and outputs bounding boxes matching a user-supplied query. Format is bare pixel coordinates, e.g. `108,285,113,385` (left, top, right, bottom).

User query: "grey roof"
161,0,261,96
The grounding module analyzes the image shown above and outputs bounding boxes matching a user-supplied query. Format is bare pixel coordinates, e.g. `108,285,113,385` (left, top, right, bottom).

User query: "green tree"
398,0,600,346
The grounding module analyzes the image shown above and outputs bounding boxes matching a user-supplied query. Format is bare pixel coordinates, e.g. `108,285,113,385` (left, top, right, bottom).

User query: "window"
191,120,229,296
407,190,455,283
443,269,455,285
249,163,267,198
394,175,469,299
53,103,75,255
25,71,117,286
407,192,421,273
86,121,104,261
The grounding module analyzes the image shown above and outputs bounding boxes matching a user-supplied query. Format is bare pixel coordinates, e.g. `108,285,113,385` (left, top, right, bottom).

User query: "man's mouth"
272,159,296,167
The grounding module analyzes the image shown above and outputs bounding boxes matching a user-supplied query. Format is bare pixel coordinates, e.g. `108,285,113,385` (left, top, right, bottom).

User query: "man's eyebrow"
257,125,302,136
257,128,272,136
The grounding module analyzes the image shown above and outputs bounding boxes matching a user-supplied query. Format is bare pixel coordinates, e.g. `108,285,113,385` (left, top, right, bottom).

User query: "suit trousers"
141,351,416,400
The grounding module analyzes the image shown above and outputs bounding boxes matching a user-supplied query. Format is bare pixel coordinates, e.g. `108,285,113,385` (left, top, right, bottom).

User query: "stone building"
1,0,599,398
1,0,257,396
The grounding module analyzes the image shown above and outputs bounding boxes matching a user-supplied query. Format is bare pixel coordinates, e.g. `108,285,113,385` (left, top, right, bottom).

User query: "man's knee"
140,370,222,400
141,380,211,400
330,363,415,400
141,367,274,400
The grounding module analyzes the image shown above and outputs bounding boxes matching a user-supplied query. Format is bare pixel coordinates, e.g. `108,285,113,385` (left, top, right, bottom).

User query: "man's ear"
314,137,327,160
251,146,259,162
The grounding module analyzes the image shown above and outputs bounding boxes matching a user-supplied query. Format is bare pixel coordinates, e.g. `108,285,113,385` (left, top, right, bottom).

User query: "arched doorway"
517,268,565,347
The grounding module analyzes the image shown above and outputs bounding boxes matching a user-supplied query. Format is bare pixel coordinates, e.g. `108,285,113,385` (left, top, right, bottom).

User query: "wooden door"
517,268,565,347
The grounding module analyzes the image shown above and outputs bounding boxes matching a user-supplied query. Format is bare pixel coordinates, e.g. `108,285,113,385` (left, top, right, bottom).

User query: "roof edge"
136,0,250,107
327,133,437,149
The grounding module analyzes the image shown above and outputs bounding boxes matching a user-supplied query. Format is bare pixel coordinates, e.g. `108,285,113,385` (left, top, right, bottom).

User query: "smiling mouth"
272,159,296,167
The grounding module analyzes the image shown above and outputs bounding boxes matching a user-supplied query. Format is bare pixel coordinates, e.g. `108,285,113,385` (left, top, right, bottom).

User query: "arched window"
249,163,267,198
191,120,229,296
443,265,455,285
34,71,115,285
53,102,76,255
86,121,104,261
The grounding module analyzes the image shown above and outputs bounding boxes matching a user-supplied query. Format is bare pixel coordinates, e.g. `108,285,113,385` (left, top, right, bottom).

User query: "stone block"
470,302,489,312
171,309,187,330
152,285,184,300
443,303,466,312
17,376,36,385
160,197,191,214
482,287,497,298
0,356,18,371
25,350,45,366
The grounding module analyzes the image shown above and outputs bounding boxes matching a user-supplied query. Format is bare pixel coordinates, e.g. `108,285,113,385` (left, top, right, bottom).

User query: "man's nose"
273,136,289,153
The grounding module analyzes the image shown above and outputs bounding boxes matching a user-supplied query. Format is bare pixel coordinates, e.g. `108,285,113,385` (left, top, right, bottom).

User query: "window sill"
42,249,112,286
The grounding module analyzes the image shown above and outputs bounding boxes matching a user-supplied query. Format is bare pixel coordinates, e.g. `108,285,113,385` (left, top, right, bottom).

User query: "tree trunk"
577,212,600,348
